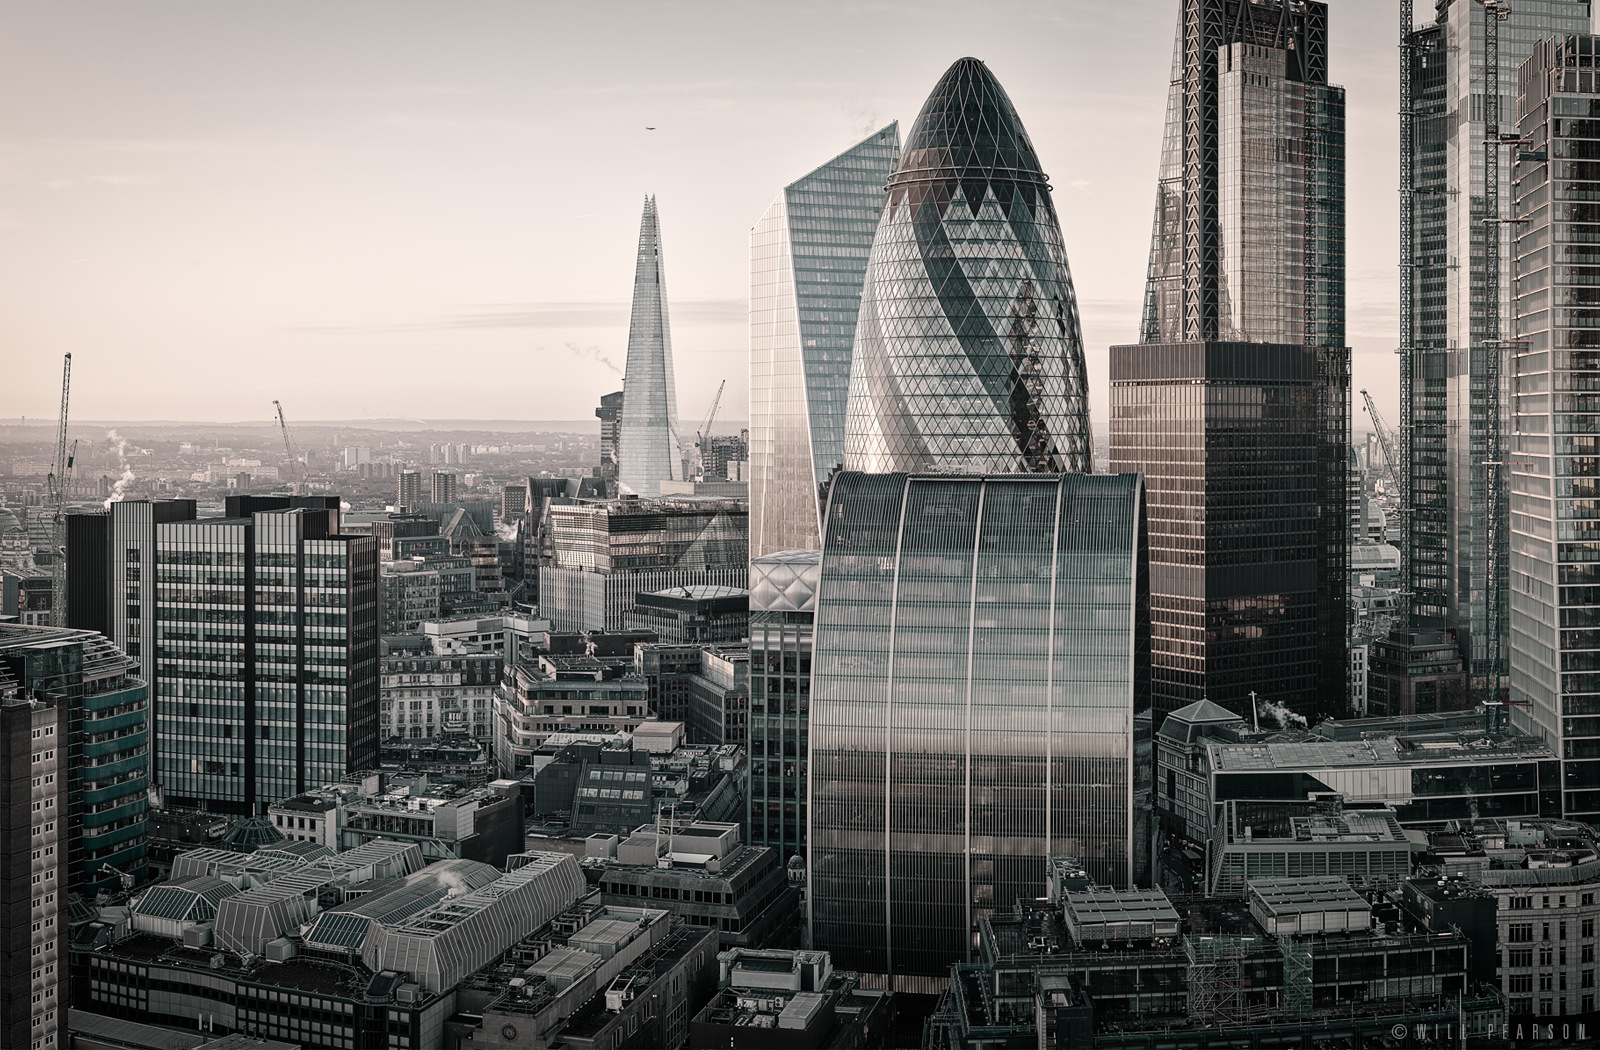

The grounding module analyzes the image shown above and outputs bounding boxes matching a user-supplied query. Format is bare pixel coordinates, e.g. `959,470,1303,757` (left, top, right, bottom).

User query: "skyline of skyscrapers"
1112,0,1349,726
616,195,683,498
750,123,901,557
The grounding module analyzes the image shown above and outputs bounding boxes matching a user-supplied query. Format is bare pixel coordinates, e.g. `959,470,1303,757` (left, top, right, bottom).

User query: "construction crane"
45,353,73,625
1359,390,1403,497
694,379,727,482
1478,0,1514,708
272,400,307,496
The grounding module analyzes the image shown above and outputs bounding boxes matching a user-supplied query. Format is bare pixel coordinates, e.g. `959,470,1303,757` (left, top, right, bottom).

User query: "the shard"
750,123,901,556
841,57,1091,475
616,195,681,497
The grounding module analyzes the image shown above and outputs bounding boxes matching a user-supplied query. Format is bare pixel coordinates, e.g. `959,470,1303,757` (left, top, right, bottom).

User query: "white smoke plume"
103,429,136,509
1258,697,1308,731
565,342,622,374
435,868,471,899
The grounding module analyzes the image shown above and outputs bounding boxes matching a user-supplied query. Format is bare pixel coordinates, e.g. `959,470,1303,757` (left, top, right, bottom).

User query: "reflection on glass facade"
807,472,1147,984
617,195,681,498
1510,37,1600,823
841,59,1091,475
751,125,900,556
748,549,820,861
1120,0,1347,726
1411,2,1594,676
155,503,378,815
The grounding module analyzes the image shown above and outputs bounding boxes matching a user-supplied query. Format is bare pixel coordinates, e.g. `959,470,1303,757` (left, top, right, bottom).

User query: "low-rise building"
1207,800,1412,896
380,559,441,634
1,566,52,625
636,642,750,747
74,846,588,1050
625,585,749,645
267,771,524,868
1155,700,1559,843
494,653,651,776
380,635,499,742
579,820,801,951
688,949,889,1050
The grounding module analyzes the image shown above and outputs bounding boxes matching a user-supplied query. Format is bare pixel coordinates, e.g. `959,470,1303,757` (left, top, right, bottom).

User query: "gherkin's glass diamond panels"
842,58,1091,475
617,196,681,498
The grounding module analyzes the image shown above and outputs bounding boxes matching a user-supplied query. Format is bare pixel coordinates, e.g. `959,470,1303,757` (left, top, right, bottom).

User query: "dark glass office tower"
808,472,1147,986
1112,0,1348,726
154,496,378,814
751,125,901,555
841,58,1091,475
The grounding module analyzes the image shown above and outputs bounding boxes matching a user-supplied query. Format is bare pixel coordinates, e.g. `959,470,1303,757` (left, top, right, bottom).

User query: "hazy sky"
3,1,1417,428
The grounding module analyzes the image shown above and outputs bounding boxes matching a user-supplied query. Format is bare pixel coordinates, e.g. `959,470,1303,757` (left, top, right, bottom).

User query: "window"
1509,923,1535,943
1510,974,1534,994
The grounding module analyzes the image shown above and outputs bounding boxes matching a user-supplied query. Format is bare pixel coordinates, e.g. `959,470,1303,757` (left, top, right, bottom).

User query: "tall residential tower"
1111,0,1349,725
750,124,900,556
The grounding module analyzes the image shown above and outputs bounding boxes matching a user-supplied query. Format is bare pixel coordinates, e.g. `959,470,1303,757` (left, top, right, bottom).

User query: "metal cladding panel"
750,549,822,615
808,471,1145,979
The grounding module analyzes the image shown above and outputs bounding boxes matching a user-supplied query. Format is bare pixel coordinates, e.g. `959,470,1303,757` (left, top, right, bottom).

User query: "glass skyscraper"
1510,33,1600,823
616,195,681,498
154,497,379,814
750,125,900,556
807,472,1147,986
841,58,1091,476
748,548,820,861
1113,0,1348,726
1403,1,1593,679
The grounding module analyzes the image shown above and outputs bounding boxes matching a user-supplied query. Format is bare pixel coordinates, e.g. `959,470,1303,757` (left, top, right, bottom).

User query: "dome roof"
897,57,1046,188
221,814,286,853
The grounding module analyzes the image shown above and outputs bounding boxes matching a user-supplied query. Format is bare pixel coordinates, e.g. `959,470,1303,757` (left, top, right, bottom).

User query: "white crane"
692,379,726,482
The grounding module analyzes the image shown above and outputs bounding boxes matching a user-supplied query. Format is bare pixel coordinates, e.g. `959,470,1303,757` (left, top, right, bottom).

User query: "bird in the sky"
645,126,656,130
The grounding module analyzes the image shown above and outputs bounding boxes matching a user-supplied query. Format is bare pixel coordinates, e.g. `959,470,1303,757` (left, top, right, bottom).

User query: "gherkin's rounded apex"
897,56,1045,187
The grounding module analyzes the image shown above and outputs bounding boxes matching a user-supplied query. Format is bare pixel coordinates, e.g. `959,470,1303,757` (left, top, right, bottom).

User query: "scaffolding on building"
1183,934,1259,1022
1280,935,1313,1020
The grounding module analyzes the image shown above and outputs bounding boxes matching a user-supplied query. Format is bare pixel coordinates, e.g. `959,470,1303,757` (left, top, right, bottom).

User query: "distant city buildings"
616,196,681,497
538,495,748,632
430,468,458,504
397,468,422,509
750,123,900,555
1113,0,1348,726
595,389,623,480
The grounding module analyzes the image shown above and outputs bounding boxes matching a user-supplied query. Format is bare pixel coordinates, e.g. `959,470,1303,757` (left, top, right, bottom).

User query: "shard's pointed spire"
842,58,1091,475
617,195,681,497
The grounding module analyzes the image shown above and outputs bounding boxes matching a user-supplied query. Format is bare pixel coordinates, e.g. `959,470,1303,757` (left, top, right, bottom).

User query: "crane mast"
694,379,726,482
273,400,306,496
46,353,72,625
1360,390,1403,499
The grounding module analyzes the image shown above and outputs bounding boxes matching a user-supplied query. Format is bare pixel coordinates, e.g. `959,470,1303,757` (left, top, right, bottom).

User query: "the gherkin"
842,57,1090,475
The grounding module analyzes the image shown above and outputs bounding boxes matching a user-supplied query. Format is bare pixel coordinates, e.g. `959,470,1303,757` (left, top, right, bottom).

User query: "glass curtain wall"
617,195,681,498
750,125,900,556
808,472,1146,984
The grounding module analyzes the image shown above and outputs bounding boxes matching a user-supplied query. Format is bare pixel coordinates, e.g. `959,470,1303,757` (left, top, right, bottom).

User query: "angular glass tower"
1113,0,1348,726
751,124,901,556
616,195,681,497
841,58,1091,475
808,472,1147,985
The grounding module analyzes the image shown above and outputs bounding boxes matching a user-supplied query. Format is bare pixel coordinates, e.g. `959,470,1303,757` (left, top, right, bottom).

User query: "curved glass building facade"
842,58,1091,475
807,471,1147,983
617,195,681,497
750,125,901,556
